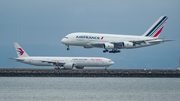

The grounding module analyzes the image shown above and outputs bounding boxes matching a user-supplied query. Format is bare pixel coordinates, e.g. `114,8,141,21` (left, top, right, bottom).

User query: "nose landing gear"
66,45,70,50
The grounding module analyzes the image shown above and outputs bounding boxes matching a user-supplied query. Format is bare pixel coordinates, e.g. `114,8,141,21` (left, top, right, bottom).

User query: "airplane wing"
41,60,65,66
90,42,124,49
90,38,172,49
148,39,174,43
41,60,75,69
129,40,146,45
128,38,165,44
90,42,105,48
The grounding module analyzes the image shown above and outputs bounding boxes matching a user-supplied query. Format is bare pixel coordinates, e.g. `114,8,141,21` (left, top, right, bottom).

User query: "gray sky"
0,0,180,69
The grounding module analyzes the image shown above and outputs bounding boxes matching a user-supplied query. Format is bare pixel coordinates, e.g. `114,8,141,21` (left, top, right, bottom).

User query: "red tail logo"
153,26,164,37
17,48,24,56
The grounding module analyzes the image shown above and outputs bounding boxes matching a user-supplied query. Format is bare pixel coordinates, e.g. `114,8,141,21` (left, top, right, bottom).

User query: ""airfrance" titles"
76,36,100,39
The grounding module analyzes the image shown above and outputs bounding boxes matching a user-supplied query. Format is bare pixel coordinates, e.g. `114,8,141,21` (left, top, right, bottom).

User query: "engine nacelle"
63,63,74,69
104,43,114,49
75,66,84,69
123,41,134,48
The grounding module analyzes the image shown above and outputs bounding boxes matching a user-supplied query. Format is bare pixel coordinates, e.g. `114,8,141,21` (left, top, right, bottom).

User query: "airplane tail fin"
14,42,29,58
142,16,168,38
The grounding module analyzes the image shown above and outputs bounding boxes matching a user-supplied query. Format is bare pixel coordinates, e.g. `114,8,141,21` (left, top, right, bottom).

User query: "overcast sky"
0,0,180,69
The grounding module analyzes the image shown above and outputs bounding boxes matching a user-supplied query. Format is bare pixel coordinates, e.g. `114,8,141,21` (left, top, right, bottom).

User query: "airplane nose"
61,38,66,44
108,60,114,65
111,61,114,65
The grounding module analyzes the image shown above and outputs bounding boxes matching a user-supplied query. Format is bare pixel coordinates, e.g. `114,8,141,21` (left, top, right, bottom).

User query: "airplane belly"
70,40,87,46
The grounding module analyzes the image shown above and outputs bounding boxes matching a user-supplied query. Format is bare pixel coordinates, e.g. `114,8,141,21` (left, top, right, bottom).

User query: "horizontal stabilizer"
9,58,24,61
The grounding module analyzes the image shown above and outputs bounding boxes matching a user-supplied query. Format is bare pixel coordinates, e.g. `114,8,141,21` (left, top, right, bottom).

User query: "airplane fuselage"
12,42,114,69
61,32,163,49
14,57,114,68
61,16,170,53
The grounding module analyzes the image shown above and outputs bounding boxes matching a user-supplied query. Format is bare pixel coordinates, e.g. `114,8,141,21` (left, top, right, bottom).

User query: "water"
0,77,180,101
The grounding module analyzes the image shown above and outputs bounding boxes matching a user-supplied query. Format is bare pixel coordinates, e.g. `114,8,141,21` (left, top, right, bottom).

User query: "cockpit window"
109,60,112,62
65,37,68,39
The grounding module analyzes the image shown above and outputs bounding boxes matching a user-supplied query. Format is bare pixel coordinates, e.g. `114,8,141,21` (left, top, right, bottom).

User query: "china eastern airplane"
10,42,114,69
61,16,173,53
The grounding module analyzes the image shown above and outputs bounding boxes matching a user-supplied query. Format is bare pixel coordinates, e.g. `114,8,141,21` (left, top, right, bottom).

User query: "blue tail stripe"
149,18,166,37
146,16,167,37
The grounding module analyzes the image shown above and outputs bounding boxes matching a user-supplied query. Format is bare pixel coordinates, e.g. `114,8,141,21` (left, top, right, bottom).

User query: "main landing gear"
103,49,121,53
55,61,61,69
109,50,121,53
103,49,108,53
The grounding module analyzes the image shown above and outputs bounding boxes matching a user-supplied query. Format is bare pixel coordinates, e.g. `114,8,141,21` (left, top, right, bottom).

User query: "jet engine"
63,63,74,69
104,43,114,49
123,42,134,48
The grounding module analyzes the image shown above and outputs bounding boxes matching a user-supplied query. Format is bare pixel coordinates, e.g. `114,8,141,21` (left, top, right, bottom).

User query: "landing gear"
103,49,121,53
109,49,121,53
103,49,108,53
66,45,70,51
105,67,108,70
55,61,61,69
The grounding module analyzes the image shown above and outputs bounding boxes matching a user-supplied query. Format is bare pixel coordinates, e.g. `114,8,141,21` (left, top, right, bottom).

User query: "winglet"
14,42,29,58
142,16,168,38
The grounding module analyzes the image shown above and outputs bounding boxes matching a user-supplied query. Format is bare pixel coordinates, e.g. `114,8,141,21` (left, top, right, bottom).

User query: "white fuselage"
61,32,163,49
14,57,114,68
61,16,170,53
12,42,114,69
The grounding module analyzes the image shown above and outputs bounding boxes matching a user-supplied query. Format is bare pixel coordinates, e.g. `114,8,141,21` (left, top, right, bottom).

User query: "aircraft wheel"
103,50,107,53
103,49,108,53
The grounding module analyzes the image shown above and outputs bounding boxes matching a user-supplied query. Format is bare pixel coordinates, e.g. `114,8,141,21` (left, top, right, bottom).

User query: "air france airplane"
61,16,173,53
10,42,114,69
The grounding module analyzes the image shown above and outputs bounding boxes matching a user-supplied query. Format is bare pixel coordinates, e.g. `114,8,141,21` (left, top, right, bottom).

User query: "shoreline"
0,68,180,77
